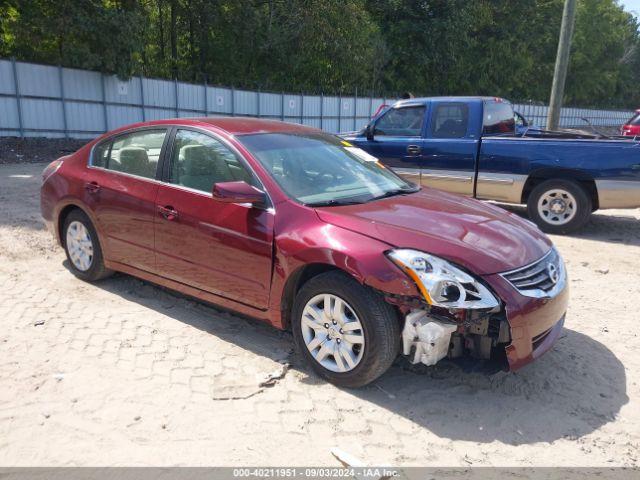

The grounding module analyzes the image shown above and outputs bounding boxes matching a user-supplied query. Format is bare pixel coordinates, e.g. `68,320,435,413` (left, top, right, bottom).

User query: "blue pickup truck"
342,97,640,233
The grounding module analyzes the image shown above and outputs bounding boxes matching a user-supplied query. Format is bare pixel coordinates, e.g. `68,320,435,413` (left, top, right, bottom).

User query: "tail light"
42,158,64,184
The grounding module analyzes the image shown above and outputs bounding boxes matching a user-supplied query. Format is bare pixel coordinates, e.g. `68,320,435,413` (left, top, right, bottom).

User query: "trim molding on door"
476,173,527,203
420,168,474,196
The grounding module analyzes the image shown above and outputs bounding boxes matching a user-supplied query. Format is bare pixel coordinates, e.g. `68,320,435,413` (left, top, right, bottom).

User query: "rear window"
627,113,640,126
483,101,515,134
91,129,167,179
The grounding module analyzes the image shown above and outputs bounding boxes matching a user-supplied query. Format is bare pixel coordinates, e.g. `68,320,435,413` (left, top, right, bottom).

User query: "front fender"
266,203,420,327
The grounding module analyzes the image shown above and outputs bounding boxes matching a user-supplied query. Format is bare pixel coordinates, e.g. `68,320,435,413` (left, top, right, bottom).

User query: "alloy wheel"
66,221,94,271
300,293,365,373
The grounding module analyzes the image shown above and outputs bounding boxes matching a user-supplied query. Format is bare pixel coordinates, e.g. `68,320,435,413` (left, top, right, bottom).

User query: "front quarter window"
238,133,417,206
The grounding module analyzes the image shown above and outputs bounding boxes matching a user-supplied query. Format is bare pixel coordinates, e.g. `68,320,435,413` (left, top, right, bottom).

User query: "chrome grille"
501,248,565,298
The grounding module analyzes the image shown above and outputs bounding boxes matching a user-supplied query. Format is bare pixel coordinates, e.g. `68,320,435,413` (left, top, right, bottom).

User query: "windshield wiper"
304,199,365,207
370,186,419,201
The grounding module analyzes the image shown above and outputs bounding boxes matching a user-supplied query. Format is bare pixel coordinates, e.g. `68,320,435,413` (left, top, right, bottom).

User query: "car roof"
394,96,510,106
115,117,320,136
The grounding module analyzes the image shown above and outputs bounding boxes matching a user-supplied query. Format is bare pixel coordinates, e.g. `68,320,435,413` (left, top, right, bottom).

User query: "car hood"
315,188,552,275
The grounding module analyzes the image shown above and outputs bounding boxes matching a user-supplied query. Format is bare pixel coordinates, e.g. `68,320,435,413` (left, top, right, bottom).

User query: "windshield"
628,113,640,126
238,132,417,206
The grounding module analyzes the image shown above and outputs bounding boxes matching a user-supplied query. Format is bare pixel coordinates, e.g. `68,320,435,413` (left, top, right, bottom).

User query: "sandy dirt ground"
0,161,639,467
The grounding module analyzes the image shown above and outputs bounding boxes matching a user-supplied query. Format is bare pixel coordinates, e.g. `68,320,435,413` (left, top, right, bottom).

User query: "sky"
621,0,640,18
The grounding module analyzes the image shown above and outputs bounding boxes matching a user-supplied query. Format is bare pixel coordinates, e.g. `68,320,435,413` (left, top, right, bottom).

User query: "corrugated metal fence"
0,58,634,139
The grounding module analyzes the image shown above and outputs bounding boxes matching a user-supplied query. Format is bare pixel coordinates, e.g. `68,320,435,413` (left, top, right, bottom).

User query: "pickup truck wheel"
527,179,592,234
292,271,400,388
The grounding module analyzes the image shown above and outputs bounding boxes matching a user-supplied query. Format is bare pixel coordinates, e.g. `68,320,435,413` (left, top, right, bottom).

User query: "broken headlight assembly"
387,249,499,310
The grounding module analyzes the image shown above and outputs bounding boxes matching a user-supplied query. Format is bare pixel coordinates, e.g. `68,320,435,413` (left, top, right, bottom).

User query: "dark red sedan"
41,118,568,387
621,110,640,136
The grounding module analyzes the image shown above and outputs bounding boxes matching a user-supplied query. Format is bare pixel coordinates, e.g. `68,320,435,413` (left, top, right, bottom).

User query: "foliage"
0,0,639,108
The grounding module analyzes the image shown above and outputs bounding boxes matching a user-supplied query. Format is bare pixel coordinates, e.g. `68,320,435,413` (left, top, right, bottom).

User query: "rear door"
353,103,427,184
153,128,274,309
84,128,168,272
421,101,481,196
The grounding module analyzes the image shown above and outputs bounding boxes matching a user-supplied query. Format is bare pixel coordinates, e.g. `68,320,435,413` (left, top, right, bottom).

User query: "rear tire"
527,179,591,234
63,209,112,282
292,271,400,388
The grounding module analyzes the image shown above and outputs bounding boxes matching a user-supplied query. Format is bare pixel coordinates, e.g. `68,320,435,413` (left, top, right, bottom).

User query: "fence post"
300,91,304,125
353,88,357,131
11,58,24,138
369,94,373,119
139,75,146,122
174,78,179,117
57,65,69,138
320,93,324,131
100,73,108,132
280,92,284,121
203,76,208,116
338,93,342,133
257,88,261,117
231,86,235,117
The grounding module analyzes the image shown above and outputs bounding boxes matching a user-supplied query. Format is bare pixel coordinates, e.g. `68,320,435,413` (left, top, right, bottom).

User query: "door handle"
406,145,421,155
85,181,100,194
158,205,179,221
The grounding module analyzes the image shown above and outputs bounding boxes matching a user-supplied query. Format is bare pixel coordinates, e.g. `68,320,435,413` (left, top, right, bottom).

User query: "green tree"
2,0,144,77
1,0,639,107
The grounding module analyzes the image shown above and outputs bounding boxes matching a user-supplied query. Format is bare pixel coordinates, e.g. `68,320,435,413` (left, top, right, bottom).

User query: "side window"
483,102,516,134
169,129,255,193
431,103,469,138
104,129,166,179
374,106,425,137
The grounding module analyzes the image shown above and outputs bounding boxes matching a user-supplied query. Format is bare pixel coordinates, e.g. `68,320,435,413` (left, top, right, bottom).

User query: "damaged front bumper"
396,271,569,371
400,306,512,369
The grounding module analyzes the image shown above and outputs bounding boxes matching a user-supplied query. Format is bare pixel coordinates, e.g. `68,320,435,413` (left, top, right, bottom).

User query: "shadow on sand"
498,203,640,247
70,260,628,447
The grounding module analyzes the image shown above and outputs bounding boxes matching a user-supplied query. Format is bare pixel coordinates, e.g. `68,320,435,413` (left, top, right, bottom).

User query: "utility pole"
546,0,577,131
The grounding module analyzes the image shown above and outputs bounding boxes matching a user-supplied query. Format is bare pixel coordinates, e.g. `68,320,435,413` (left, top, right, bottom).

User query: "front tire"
63,209,112,282
527,179,592,234
292,271,400,388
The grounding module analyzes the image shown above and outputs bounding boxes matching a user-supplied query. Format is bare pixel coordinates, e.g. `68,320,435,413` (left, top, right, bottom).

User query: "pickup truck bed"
343,96,640,233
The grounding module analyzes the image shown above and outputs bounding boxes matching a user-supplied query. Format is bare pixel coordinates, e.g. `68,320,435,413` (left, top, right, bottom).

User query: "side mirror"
212,181,265,205
365,123,375,141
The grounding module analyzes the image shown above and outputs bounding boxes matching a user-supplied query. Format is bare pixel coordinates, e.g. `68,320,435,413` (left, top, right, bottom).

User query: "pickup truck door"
351,103,427,185
420,101,481,196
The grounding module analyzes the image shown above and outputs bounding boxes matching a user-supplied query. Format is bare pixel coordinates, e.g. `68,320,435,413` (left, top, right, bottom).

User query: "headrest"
119,147,149,175
182,145,213,176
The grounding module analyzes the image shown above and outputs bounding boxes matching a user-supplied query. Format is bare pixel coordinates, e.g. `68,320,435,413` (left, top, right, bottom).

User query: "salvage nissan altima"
41,118,568,387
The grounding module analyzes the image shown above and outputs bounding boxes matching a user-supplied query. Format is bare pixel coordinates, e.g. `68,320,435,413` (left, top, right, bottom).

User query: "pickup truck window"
483,101,515,134
430,103,469,138
374,106,425,137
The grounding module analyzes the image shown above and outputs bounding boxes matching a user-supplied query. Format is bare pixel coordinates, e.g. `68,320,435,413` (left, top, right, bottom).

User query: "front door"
421,102,479,196
84,128,168,272
154,129,274,309
352,104,426,185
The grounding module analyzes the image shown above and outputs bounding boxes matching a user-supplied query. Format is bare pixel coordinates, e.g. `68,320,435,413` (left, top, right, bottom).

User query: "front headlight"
387,249,499,310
